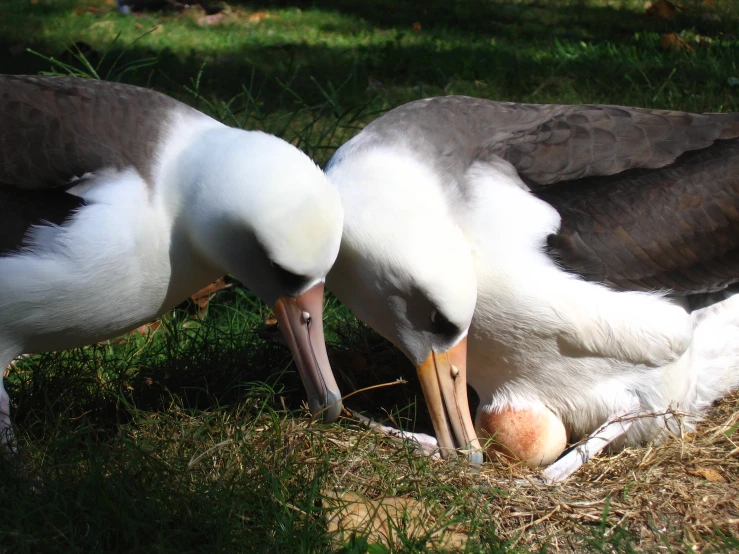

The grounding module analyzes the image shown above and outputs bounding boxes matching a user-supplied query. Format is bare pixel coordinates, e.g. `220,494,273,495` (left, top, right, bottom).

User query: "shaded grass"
5,294,739,553
2,0,739,551
1,0,738,127
3,296,466,553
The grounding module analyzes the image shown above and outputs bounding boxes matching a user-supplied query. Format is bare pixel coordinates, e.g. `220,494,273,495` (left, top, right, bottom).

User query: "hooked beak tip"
308,390,343,423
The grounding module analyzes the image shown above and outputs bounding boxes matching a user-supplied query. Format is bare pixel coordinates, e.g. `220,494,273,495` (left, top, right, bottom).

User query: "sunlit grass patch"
2,0,738,111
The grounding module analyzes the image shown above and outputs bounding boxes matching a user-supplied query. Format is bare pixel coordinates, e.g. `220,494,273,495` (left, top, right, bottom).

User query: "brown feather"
357,96,739,295
0,75,184,189
540,138,739,294
0,75,190,255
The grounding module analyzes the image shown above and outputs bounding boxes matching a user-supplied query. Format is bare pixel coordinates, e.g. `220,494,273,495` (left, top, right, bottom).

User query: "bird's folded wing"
0,75,185,190
478,103,739,187
538,138,739,294
471,101,739,295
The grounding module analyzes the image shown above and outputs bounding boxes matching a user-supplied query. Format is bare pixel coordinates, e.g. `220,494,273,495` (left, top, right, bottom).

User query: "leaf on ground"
197,12,225,26
190,277,230,303
190,277,230,318
324,491,468,551
73,5,101,14
646,0,679,20
258,316,288,346
247,12,273,23
135,320,162,336
660,32,693,51
412,22,422,32
687,466,726,482
89,20,116,31
366,76,385,92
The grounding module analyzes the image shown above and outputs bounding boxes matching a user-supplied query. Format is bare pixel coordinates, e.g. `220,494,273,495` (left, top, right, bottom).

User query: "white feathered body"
461,161,739,446
0,111,208,358
0,109,341,359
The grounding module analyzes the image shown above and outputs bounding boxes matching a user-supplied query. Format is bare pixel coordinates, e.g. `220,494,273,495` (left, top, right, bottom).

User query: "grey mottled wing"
0,75,186,255
469,100,739,295
476,102,739,187
361,96,739,294
353,96,739,187
0,75,185,189
474,101,739,294
538,137,739,294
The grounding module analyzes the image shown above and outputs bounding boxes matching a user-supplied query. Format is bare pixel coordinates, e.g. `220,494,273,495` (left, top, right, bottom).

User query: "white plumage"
0,76,345,448
326,96,739,475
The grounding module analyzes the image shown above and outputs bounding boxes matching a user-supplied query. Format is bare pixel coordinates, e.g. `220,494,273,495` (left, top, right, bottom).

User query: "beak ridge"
416,337,482,464
273,283,342,422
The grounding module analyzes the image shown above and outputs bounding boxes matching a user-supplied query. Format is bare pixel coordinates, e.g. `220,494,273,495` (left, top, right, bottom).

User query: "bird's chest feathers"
468,270,567,387
0,170,189,351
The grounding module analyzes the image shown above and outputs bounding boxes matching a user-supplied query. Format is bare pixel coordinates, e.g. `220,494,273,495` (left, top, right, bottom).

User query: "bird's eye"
269,259,310,292
430,309,460,337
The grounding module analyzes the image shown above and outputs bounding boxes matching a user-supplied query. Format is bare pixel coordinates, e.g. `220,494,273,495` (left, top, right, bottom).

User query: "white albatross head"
325,145,482,462
172,127,344,421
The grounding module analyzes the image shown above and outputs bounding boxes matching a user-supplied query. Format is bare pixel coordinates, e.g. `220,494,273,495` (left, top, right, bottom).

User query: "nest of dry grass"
296,392,739,552
7,365,738,552
472,397,739,551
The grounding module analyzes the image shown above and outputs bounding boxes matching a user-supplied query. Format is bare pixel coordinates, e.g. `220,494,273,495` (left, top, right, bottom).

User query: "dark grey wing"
0,75,187,255
459,99,739,295
347,96,739,294
478,103,739,187
0,75,185,189
351,96,739,189
537,137,739,294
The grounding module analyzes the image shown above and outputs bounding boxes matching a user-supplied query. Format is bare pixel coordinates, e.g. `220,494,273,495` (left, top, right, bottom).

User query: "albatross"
325,95,739,474
0,75,344,448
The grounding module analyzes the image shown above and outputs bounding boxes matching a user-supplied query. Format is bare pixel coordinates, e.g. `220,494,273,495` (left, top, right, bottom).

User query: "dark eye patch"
431,309,461,338
254,236,312,295
270,260,311,293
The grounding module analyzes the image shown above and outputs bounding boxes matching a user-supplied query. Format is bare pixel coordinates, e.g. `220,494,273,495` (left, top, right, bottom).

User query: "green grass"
2,0,738,136
2,0,739,552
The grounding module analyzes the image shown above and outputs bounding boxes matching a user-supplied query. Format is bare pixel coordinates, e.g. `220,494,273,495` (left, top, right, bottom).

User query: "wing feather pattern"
0,75,188,254
361,96,739,295
0,75,184,189
539,139,739,294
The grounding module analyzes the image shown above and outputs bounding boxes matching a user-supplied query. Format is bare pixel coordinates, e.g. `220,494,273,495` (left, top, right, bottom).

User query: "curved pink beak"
273,282,342,422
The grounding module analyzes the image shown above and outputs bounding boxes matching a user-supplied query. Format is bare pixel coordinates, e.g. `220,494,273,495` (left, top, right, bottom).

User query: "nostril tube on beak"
301,311,312,325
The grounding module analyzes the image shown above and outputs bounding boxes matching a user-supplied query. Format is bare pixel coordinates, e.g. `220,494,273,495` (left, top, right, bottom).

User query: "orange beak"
416,337,482,464
273,282,342,422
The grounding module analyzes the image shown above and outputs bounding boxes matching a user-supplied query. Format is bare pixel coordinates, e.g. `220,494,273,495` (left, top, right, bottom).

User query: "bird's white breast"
458,161,695,441
0,167,218,353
